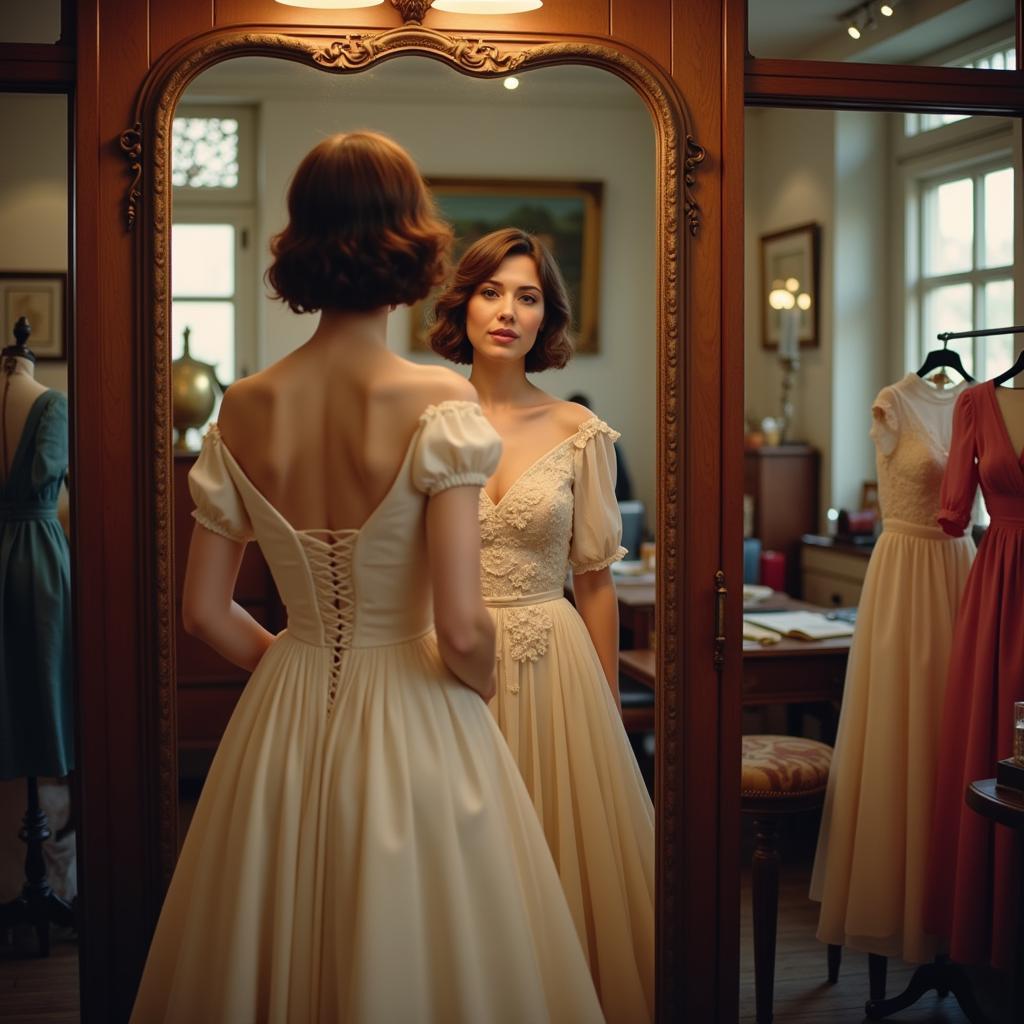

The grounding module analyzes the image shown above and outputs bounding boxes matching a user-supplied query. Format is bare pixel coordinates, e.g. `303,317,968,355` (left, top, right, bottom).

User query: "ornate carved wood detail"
135,26,703,1002
388,0,432,25
118,122,143,231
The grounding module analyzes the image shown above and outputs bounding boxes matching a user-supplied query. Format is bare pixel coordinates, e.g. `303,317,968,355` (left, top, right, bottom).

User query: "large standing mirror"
739,77,1022,1020
0,88,77,1010
128,19,700,1016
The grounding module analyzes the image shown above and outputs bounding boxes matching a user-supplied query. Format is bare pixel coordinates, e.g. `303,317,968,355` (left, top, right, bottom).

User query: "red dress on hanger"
925,381,1024,969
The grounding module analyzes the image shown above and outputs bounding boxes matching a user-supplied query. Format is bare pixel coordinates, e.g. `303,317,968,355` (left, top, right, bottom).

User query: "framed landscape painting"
412,177,603,354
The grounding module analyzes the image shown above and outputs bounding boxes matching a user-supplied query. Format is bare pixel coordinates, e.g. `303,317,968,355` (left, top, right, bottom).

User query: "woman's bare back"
217,336,474,532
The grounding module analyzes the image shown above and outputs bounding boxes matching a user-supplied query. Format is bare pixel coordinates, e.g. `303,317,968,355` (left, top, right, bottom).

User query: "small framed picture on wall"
761,223,820,351
0,272,67,360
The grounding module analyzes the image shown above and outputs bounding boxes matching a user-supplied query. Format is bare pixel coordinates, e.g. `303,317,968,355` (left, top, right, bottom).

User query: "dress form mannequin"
0,316,75,954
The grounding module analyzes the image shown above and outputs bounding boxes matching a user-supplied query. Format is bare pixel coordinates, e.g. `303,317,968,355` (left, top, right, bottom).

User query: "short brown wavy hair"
266,131,452,314
429,228,573,372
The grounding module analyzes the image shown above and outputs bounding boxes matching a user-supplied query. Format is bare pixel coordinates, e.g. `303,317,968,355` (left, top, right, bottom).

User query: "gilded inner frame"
131,21,703,1014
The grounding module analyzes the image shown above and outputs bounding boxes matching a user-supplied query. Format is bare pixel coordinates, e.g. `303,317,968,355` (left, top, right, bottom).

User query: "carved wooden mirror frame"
126,17,706,1013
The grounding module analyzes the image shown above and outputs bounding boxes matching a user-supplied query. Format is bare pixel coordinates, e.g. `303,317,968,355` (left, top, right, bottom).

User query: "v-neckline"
987,380,1024,467
1,389,51,487
482,417,597,509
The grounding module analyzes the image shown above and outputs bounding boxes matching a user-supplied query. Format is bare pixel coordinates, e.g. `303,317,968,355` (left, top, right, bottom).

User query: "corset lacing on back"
298,529,357,716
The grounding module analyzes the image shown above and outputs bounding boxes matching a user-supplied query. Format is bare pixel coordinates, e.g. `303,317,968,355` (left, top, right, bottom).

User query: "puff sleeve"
568,419,629,573
187,425,254,543
411,400,502,496
936,389,979,538
869,388,900,457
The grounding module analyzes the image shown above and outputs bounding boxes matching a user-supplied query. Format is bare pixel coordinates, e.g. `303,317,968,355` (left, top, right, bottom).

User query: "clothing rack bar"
937,325,1024,342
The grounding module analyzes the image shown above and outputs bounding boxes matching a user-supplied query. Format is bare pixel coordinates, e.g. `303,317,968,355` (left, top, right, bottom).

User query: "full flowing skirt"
131,630,603,1023
489,595,655,1024
925,520,1024,969
810,520,975,962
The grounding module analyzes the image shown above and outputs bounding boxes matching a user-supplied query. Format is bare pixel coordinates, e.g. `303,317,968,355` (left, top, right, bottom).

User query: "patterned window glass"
172,117,240,189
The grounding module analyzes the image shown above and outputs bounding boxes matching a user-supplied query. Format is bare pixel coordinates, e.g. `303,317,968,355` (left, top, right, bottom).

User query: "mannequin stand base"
865,956,989,1023
0,777,75,957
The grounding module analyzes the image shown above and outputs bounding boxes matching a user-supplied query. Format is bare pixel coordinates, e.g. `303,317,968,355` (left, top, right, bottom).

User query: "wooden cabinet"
173,453,285,759
743,445,819,596
801,539,871,608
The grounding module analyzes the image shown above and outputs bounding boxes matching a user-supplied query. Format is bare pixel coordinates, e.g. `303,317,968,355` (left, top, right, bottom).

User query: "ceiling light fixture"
503,76,520,90
847,20,861,40
431,0,542,12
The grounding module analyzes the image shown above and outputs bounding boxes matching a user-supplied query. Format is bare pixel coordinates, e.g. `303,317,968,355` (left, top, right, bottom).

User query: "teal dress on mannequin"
0,389,73,779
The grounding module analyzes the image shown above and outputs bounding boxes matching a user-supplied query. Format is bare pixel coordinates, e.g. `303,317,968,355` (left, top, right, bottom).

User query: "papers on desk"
743,622,782,646
743,611,856,642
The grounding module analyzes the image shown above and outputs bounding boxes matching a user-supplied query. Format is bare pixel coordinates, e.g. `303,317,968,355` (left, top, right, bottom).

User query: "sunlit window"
172,117,240,189
904,42,1016,137
171,107,256,386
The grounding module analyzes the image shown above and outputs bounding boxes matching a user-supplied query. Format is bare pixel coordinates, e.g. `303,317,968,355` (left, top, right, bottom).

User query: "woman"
130,134,602,1023
431,227,655,1024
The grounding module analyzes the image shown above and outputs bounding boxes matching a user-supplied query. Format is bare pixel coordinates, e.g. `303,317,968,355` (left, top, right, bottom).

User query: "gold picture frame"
411,177,603,354
760,222,820,350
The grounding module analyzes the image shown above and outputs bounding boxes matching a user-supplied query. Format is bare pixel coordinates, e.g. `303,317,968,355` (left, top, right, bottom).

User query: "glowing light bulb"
769,289,796,310
785,277,800,292
848,22,861,39
797,293,812,310
880,3,894,15
504,77,520,90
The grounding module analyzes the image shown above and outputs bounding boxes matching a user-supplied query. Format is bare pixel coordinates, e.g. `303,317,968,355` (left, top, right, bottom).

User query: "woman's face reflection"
465,254,545,364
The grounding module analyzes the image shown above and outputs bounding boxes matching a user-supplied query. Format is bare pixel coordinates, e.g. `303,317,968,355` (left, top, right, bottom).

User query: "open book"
742,611,856,641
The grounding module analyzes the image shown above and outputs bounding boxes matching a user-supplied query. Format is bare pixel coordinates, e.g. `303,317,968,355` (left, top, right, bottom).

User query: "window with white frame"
904,38,1017,137
913,161,1015,378
171,107,257,385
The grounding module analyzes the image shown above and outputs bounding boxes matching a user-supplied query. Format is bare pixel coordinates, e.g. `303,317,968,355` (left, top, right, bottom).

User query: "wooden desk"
614,573,656,649
619,637,849,708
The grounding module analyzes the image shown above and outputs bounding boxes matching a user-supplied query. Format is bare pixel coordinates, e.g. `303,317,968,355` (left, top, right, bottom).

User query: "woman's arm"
426,485,496,700
572,567,620,707
181,523,275,672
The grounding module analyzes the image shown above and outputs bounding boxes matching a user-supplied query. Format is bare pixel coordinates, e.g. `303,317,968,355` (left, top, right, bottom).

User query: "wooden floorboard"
739,860,1011,1023
0,935,79,1023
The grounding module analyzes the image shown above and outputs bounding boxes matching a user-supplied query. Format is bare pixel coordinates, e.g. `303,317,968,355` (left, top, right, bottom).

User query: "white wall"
251,87,657,519
745,107,890,526
0,92,68,392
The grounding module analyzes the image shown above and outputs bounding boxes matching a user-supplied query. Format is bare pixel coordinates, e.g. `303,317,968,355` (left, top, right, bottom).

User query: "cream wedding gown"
130,401,603,1023
480,416,655,1024
809,373,975,962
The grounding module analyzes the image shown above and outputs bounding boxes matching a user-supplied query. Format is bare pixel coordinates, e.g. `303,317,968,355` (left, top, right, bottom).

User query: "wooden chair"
741,734,833,1024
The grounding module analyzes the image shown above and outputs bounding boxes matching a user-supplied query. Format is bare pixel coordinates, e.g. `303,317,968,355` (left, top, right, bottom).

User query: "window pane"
981,279,1015,377
983,168,1014,268
0,0,60,43
924,283,973,374
171,301,235,384
172,117,240,189
925,178,973,275
172,224,235,298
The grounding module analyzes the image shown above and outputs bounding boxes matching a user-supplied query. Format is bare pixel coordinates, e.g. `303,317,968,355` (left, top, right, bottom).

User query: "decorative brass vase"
171,327,220,450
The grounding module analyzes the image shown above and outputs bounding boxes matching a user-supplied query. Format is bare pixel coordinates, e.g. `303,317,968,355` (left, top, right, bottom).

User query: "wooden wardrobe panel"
152,0,214,63
610,0,670,75
74,0,155,1020
214,0,395,30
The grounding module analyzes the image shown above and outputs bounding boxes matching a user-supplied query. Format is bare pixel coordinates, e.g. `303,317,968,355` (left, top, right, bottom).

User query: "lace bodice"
479,417,627,603
871,374,971,528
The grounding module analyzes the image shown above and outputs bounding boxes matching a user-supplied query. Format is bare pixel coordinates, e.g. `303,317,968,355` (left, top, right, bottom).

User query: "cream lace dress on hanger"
130,401,603,1024
480,416,655,1024
809,373,975,962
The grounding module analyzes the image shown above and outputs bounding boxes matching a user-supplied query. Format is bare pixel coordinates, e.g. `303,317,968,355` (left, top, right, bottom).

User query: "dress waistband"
484,589,563,608
0,505,58,523
988,514,1024,530
882,518,957,541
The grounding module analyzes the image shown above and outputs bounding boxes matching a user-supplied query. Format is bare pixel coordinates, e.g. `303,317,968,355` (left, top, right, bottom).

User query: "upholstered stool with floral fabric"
742,734,834,1024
